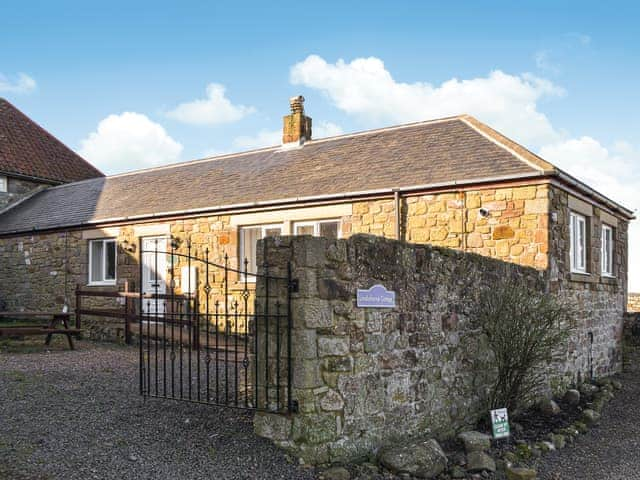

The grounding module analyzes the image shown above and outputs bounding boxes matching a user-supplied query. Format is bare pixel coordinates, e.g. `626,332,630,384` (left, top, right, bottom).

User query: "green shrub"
477,280,573,414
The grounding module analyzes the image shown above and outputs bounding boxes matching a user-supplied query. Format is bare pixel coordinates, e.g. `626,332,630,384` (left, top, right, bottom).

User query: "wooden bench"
0,312,81,350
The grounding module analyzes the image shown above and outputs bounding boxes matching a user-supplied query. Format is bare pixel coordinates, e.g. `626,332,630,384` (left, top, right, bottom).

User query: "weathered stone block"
254,412,292,441
318,336,350,357
292,413,339,444
320,389,345,412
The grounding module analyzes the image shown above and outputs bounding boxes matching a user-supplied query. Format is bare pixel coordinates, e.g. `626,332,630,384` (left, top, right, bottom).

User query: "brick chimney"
282,95,312,146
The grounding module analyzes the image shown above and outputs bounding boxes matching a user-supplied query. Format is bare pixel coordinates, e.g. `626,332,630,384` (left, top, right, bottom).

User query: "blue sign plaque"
356,284,396,308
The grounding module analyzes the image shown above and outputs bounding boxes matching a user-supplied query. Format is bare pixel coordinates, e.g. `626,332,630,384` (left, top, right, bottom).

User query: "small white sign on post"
490,408,510,439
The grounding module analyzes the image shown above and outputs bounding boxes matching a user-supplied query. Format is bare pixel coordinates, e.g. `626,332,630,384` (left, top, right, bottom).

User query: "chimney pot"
282,95,312,146
289,95,305,114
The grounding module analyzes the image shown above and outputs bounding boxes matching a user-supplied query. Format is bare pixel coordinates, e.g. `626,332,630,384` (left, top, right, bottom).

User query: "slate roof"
0,98,103,183
0,114,631,235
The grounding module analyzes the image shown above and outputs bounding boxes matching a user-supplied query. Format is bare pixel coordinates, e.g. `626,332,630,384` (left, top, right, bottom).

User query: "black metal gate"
138,238,295,413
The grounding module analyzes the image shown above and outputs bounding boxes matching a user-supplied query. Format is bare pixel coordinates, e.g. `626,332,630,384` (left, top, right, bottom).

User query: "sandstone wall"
345,183,549,270
254,235,547,464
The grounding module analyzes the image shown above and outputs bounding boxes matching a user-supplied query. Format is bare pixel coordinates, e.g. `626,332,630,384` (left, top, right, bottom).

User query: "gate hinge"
289,279,299,293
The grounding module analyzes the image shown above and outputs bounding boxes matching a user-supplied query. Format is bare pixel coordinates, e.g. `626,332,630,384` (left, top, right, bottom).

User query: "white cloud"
232,121,343,150
291,54,639,290
541,138,640,291
290,55,564,148
0,72,36,94
166,83,255,125
79,112,183,174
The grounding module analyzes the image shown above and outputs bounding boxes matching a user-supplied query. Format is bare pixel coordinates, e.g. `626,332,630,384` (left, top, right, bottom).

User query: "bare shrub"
477,279,573,414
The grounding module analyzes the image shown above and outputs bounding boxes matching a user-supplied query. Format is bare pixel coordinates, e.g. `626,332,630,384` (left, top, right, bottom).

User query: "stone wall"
254,234,548,464
0,176,48,210
547,186,628,378
629,293,640,313
345,183,549,270
0,216,248,336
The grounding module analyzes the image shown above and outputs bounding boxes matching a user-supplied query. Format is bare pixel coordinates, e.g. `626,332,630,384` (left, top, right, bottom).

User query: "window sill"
601,275,618,286
86,282,117,287
569,272,597,283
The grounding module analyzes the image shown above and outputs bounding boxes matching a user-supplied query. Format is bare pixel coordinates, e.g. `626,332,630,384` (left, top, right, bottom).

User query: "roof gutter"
555,170,635,220
0,170,64,186
0,172,549,237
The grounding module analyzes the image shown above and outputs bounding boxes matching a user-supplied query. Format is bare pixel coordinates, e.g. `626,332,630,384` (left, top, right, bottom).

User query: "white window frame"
88,238,117,286
601,224,614,277
238,223,283,282
0,175,7,193
569,212,588,274
293,219,342,238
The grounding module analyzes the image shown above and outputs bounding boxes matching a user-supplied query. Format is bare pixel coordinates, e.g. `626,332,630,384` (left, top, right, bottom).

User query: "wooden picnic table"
0,312,82,350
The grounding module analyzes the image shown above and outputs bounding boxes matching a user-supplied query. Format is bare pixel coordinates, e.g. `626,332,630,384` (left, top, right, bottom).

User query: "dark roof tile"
0,116,545,234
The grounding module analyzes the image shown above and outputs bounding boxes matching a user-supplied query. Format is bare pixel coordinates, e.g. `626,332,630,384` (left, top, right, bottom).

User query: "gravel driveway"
0,340,317,480
537,342,640,480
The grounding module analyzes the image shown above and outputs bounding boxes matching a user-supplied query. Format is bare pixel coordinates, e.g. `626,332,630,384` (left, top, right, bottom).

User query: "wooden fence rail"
75,283,137,344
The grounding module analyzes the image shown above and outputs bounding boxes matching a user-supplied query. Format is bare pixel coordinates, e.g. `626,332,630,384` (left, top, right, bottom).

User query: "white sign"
490,408,510,439
356,284,396,308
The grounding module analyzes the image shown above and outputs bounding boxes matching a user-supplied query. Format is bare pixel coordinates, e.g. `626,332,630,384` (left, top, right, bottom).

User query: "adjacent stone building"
0,97,634,379
0,98,103,210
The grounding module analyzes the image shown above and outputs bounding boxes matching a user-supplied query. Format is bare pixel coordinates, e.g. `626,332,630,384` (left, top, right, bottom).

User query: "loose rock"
505,466,537,480
538,397,561,416
582,409,601,426
466,451,496,473
378,439,448,479
563,389,581,406
457,431,492,453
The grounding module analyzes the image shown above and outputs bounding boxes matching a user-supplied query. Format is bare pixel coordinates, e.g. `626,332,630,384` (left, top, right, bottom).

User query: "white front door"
141,237,168,315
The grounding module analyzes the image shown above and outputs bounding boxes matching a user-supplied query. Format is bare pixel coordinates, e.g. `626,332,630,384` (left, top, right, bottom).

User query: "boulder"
563,389,581,406
538,398,561,416
457,431,492,453
466,451,496,473
612,379,623,390
378,439,448,479
505,466,537,480
582,409,601,426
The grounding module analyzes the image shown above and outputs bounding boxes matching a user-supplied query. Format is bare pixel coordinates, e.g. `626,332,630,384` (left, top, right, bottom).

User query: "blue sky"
1,0,639,288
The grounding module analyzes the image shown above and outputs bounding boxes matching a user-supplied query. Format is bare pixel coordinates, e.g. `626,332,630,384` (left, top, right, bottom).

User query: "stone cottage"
0,98,103,210
0,96,634,379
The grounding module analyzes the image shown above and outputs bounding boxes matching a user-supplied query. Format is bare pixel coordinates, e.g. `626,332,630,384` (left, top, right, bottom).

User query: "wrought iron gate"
138,238,295,413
